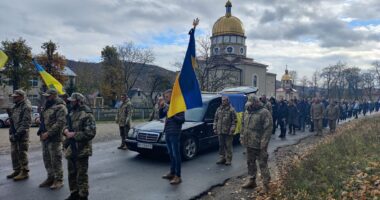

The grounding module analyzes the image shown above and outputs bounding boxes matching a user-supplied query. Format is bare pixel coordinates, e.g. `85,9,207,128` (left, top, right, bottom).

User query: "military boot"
13,170,29,181
64,191,79,200
162,172,175,180
242,178,257,189
170,176,182,185
216,158,226,165
39,177,54,187
6,171,20,179
225,160,232,166
50,180,64,190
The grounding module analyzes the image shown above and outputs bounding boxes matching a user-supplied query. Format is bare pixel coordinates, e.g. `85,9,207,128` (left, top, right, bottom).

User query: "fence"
92,107,153,121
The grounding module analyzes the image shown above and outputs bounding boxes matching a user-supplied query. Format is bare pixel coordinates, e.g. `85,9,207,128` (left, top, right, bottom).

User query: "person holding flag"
160,18,203,185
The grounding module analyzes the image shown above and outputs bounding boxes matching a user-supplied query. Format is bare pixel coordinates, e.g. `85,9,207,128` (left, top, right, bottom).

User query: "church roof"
212,0,245,37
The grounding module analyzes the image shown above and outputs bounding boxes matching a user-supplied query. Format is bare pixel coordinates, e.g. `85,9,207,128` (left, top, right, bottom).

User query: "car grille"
137,132,159,143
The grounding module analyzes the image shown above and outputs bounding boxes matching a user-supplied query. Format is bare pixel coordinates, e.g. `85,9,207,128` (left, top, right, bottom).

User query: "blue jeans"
166,134,181,177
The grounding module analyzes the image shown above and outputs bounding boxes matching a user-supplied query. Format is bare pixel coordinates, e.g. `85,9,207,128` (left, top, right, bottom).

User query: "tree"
36,40,67,85
343,67,361,100
196,35,239,92
371,61,380,87
146,73,172,106
1,38,33,91
320,65,337,98
118,42,155,92
311,70,320,97
100,46,124,107
361,72,375,100
300,76,309,98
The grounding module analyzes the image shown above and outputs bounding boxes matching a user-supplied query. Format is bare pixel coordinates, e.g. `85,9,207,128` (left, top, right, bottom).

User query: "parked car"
0,112,8,128
126,89,250,160
1,106,40,128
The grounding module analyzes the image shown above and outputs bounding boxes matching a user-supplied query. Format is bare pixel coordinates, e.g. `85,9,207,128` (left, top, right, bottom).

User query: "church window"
226,46,234,53
217,36,222,44
231,36,237,43
240,48,244,54
214,48,219,55
237,37,242,44
253,75,258,87
224,36,230,43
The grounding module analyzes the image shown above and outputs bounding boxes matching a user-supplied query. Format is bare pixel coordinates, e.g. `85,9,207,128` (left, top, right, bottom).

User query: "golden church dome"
281,70,293,81
212,0,245,37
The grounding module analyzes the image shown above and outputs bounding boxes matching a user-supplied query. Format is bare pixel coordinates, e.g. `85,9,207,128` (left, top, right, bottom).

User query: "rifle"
64,114,78,160
6,108,19,142
37,112,46,136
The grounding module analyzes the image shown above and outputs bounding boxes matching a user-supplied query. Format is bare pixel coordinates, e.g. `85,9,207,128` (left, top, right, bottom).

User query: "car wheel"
0,120,4,128
181,136,198,160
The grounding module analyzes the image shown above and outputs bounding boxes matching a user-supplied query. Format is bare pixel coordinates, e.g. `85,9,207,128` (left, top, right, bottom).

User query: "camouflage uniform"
116,99,132,148
149,104,160,121
263,101,272,114
64,93,96,200
41,98,68,183
213,104,237,164
8,93,32,179
326,103,340,133
240,103,273,188
310,102,324,136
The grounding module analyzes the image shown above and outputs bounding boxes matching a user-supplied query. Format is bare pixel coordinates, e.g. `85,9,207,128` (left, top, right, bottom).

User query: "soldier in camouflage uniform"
213,96,237,166
326,100,340,133
6,90,32,181
38,89,68,190
240,95,273,192
63,93,96,200
149,96,164,121
260,95,272,114
115,94,132,150
310,98,325,136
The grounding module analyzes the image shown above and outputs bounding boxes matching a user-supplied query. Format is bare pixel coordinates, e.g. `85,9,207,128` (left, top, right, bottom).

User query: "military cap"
42,89,58,96
67,92,85,102
11,89,26,97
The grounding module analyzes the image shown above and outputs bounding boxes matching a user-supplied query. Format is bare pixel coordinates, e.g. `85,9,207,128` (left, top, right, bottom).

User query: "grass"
275,117,380,199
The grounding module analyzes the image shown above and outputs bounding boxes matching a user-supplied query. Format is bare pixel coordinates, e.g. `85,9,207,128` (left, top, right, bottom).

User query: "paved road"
0,116,370,200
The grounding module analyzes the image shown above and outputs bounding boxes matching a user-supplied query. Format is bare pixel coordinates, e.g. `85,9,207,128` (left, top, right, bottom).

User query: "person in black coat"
277,99,288,139
159,89,185,185
270,97,278,135
297,98,307,132
287,100,299,135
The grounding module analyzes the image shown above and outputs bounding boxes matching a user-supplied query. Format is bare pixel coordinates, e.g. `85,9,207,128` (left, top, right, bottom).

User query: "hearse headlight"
159,132,166,142
128,128,137,138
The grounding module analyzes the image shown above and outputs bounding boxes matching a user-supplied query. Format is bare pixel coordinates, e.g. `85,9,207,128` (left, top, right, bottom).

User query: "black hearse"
126,87,257,160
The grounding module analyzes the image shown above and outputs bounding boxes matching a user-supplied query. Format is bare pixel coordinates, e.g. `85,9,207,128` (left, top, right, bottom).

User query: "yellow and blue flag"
0,50,8,69
32,59,65,95
168,28,202,118
223,93,247,135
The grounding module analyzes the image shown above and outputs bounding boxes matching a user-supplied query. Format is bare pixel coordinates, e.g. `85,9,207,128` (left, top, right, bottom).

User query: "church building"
199,0,276,97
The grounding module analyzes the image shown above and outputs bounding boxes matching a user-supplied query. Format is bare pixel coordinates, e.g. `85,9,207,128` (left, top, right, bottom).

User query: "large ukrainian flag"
223,93,247,135
168,28,202,118
0,50,8,69
32,59,65,95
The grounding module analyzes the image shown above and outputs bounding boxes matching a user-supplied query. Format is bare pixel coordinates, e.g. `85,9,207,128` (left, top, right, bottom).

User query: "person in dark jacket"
160,89,185,185
287,100,299,135
297,98,307,132
277,99,288,139
270,97,278,135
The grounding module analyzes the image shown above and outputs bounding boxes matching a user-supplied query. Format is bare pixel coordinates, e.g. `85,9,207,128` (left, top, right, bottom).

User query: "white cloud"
0,0,379,79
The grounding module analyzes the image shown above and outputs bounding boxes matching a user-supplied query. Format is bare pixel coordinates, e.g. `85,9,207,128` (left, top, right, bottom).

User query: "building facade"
200,0,276,97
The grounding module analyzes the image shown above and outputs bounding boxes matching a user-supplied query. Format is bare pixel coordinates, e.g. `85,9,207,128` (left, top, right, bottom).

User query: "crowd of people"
6,87,379,198
268,96,380,138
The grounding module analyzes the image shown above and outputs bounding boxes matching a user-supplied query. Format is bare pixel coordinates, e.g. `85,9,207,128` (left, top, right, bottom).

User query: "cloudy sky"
1,0,379,81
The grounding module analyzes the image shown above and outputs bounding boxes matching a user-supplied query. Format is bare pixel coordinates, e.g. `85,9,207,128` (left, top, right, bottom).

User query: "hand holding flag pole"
193,18,200,29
